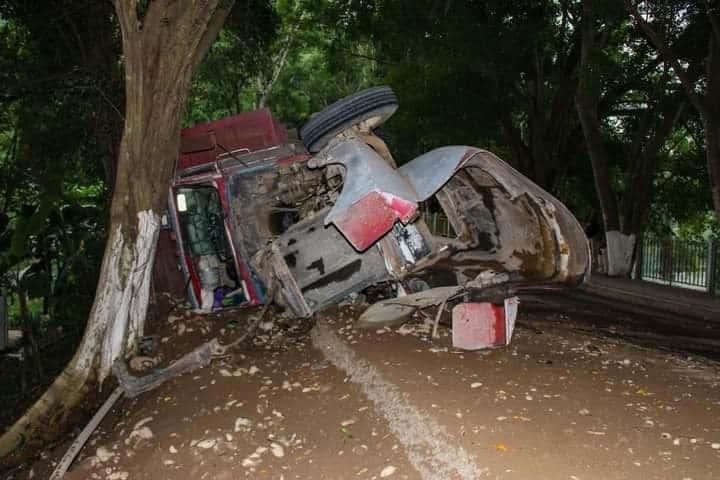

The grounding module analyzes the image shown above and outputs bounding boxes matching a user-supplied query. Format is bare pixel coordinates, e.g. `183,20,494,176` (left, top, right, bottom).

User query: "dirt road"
14,299,720,480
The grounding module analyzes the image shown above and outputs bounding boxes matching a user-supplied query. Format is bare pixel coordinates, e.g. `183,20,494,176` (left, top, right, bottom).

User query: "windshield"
176,185,229,260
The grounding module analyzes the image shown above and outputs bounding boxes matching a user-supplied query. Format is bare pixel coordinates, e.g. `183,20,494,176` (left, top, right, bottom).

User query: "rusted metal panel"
178,109,286,171
401,147,589,287
255,209,390,316
310,140,589,287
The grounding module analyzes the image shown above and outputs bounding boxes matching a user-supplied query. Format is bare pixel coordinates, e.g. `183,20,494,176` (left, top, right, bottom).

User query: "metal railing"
638,236,718,294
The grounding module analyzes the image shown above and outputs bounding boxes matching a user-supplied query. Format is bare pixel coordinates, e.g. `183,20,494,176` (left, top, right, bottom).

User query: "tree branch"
257,24,297,108
625,0,708,116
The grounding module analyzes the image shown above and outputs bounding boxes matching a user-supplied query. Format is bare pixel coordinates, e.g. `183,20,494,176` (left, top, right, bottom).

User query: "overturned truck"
166,87,589,348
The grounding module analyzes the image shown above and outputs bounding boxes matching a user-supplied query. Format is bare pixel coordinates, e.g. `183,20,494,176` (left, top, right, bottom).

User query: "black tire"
300,86,398,153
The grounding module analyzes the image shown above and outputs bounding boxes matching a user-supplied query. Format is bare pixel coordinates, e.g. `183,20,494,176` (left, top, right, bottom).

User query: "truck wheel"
300,86,398,153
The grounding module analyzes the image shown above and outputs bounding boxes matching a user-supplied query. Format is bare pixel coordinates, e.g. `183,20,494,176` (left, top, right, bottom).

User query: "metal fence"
638,236,718,294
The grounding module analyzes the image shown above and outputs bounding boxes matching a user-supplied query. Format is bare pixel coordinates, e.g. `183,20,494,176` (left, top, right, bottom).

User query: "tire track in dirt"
311,320,487,480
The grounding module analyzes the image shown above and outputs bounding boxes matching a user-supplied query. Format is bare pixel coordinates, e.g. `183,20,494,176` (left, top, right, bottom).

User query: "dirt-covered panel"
274,210,390,312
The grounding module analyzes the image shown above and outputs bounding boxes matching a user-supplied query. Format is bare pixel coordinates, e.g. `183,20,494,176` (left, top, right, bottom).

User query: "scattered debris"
270,442,285,458
95,446,113,463
126,426,153,445
234,417,252,432
195,438,216,449
380,465,397,477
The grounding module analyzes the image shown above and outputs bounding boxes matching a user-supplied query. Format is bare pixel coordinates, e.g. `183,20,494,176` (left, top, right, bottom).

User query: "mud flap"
451,297,518,350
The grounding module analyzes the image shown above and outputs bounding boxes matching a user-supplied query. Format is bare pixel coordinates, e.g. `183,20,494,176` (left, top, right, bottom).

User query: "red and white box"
451,297,519,350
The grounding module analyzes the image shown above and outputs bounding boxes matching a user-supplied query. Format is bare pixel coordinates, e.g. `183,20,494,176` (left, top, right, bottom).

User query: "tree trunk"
529,47,548,189
0,0,233,461
577,87,634,276
256,25,296,109
575,84,621,233
499,108,533,174
498,33,580,192
624,100,684,238
576,0,631,277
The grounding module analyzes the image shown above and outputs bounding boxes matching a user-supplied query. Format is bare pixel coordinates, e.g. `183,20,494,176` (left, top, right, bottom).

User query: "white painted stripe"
311,321,487,480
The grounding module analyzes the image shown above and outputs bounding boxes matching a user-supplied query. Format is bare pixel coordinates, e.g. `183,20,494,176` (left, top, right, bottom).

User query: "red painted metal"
170,109,301,309
333,191,418,251
451,302,507,350
212,176,260,305
185,254,202,304
178,109,287,171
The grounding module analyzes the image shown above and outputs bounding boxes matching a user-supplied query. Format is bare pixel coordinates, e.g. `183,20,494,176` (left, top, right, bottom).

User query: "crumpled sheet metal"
318,140,419,251
357,286,464,328
315,141,589,287
459,148,589,284
315,141,473,252
400,146,590,286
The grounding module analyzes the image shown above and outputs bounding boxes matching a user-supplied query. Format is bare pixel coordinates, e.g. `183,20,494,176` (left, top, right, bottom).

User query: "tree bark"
529,46,548,188
498,32,580,192
623,99,685,238
0,0,233,461
499,108,533,174
576,0,634,277
575,6,620,233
